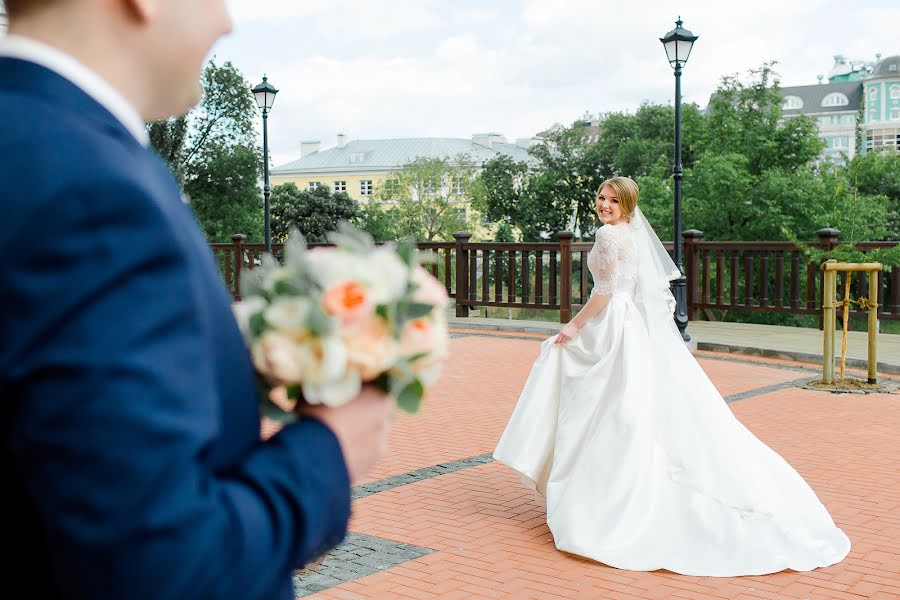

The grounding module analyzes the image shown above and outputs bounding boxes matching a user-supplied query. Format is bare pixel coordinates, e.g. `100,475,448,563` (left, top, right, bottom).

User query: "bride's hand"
555,322,580,344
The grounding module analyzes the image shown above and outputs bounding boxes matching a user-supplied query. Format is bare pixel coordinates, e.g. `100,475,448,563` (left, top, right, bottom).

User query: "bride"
493,177,850,576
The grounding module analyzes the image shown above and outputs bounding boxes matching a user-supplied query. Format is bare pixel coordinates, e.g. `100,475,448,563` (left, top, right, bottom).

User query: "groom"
0,1,394,599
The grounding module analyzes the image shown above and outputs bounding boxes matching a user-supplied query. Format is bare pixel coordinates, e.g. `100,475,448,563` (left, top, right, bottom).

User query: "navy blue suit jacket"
0,58,350,600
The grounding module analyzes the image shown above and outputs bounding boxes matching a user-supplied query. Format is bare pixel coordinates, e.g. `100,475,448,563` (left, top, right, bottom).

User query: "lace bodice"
587,225,637,297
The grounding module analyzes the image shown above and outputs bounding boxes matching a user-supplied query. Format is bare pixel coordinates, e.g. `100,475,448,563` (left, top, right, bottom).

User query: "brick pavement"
292,333,899,599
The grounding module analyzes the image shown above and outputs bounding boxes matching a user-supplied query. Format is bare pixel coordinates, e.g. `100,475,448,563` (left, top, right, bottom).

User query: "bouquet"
233,224,449,421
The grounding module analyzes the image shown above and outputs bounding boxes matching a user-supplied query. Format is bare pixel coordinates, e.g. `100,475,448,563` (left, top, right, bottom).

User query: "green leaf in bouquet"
249,311,268,338
396,238,417,267
284,228,308,260
326,221,375,254
306,304,336,337
370,373,392,396
240,269,266,299
272,277,304,297
256,379,299,425
260,394,299,424
395,379,424,414
402,351,429,363
375,304,391,321
402,302,434,321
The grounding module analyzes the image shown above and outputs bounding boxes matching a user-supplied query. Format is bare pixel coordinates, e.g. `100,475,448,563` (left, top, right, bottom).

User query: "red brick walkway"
305,333,900,600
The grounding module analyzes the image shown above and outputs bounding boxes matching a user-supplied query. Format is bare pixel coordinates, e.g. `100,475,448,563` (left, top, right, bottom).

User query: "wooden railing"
211,230,899,324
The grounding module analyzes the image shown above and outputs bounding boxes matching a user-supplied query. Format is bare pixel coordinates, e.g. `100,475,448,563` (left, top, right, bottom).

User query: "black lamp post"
252,75,279,253
660,17,698,342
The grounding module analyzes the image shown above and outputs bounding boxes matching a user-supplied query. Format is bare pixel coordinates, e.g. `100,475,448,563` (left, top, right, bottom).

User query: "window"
360,180,373,196
423,178,438,196
350,152,365,163
451,179,464,195
892,109,900,121
307,181,320,191
891,86,900,100
782,95,803,110
821,93,849,107
334,180,346,193
384,179,401,198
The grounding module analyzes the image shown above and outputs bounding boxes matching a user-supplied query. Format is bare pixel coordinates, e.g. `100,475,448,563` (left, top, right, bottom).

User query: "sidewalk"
447,317,900,376
297,333,900,599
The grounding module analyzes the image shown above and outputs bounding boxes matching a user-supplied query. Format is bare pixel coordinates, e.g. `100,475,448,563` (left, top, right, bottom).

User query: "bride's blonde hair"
597,177,639,223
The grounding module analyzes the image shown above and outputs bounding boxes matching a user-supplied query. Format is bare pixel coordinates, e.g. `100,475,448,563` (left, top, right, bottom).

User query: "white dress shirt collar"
0,35,150,146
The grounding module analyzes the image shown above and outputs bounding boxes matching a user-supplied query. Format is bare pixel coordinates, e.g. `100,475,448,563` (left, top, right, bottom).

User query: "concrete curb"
448,318,899,376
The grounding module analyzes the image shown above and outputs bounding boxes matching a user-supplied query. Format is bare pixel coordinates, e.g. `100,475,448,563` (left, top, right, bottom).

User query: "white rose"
303,336,350,384
263,297,311,338
302,370,362,407
365,247,410,303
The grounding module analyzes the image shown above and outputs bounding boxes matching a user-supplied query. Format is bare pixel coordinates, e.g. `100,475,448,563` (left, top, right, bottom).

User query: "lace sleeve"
590,226,620,296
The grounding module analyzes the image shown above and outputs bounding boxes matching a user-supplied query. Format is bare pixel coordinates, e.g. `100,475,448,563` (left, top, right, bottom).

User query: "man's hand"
554,322,580,345
298,387,395,484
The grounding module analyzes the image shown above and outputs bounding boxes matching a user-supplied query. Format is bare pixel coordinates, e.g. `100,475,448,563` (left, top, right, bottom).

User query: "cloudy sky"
217,0,898,167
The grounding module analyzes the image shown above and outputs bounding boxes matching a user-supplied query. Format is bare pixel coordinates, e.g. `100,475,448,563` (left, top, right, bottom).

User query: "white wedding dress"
493,214,850,576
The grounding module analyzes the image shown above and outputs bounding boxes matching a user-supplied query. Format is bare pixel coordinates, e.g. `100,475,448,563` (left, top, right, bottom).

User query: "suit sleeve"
5,177,350,600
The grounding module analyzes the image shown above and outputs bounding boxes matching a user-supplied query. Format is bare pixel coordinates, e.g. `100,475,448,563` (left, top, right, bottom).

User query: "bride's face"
596,186,623,225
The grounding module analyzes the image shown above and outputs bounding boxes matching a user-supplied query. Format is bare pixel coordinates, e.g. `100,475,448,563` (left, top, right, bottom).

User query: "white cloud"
215,0,897,166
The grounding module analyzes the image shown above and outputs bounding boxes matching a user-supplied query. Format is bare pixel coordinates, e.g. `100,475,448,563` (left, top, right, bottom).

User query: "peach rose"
320,280,374,327
343,318,397,380
251,332,306,385
411,266,449,309
399,315,448,369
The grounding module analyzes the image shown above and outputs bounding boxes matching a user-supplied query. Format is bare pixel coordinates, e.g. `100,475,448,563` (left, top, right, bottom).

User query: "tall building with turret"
778,53,900,162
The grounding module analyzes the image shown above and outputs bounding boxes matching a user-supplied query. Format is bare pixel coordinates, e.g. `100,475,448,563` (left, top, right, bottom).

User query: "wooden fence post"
453,232,472,318
558,231,574,323
683,229,704,321
231,234,246,302
816,228,841,330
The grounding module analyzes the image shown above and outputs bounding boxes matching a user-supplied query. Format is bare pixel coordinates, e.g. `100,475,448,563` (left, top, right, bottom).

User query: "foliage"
149,59,262,242
846,151,900,240
187,143,262,242
270,183,360,243
356,201,401,242
371,156,473,242
493,222,516,242
701,63,823,176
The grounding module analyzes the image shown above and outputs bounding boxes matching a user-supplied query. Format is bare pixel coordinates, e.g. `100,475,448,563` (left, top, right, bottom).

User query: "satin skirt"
493,294,850,576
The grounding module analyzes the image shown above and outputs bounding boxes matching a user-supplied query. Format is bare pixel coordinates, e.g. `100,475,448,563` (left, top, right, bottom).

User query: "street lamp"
252,75,279,253
660,17,698,342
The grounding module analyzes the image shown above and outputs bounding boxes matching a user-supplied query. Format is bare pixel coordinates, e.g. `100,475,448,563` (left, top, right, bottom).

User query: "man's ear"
120,0,156,24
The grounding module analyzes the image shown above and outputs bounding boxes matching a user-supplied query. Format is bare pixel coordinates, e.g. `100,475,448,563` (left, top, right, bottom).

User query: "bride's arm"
555,226,619,344
554,293,611,344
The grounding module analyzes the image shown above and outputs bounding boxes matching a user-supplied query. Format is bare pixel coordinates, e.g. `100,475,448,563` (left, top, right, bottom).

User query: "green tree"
596,103,704,179
356,201,400,242
702,63,823,176
187,143,262,242
270,183,360,243
527,123,609,240
374,156,473,242
847,152,900,240
148,58,262,241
